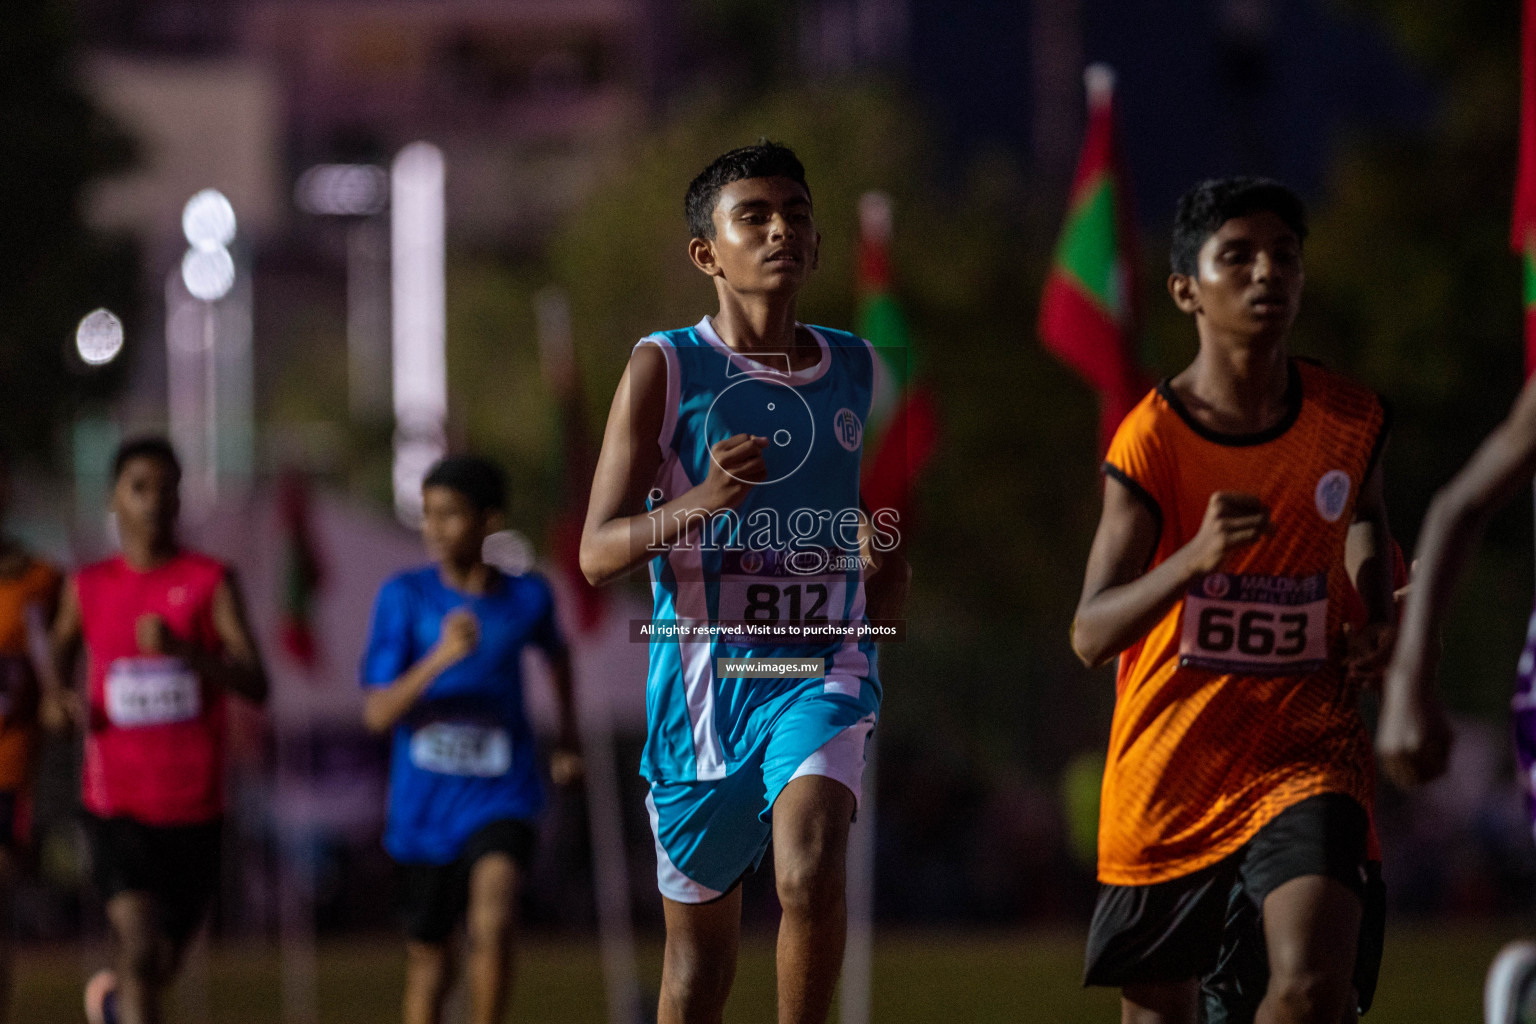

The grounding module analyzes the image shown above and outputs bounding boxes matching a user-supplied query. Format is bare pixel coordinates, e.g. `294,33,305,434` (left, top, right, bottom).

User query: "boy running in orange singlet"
1072,178,1396,1024
0,449,61,1022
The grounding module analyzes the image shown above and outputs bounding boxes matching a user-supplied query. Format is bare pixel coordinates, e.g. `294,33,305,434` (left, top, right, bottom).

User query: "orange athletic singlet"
0,559,62,792
1097,359,1387,886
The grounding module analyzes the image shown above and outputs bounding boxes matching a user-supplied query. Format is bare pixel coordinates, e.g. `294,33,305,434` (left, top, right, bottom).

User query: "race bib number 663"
1178,572,1328,675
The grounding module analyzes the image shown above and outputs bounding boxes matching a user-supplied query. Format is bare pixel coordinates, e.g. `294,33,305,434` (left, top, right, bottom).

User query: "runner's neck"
709,298,817,371
120,537,179,573
0,539,28,580
1173,345,1292,436
439,561,493,596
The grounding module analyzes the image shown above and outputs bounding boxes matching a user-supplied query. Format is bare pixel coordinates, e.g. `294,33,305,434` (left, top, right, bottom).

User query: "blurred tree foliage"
1287,0,1526,716
0,0,137,463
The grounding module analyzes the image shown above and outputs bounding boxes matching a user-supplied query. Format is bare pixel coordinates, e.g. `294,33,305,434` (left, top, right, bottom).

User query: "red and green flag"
856,192,938,522
1514,0,1536,376
1038,63,1149,448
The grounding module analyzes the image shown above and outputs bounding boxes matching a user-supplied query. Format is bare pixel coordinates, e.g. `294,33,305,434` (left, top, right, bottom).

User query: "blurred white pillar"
840,735,877,1024
390,142,447,525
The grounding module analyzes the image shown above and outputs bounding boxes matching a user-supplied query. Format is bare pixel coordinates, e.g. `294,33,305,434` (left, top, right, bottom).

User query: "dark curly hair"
1170,177,1307,276
423,455,506,513
685,141,810,241
112,436,182,485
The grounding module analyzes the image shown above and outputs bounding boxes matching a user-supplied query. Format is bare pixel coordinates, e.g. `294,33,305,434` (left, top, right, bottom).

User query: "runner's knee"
774,849,845,917
465,899,514,953
1266,964,1351,1023
465,856,518,951
406,942,452,992
662,936,735,1010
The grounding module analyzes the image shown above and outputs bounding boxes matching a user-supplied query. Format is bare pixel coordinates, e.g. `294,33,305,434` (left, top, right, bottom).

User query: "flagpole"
840,735,877,1024
536,289,641,1024
841,194,891,1024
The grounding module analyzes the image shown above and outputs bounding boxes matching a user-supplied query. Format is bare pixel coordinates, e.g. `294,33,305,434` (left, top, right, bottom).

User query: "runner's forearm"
176,647,267,703
580,482,732,586
363,648,456,734
1073,544,1203,668
1392,417,1536,701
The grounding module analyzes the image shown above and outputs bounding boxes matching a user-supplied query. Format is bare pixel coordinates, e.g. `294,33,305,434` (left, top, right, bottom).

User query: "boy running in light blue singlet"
581,142,908,1024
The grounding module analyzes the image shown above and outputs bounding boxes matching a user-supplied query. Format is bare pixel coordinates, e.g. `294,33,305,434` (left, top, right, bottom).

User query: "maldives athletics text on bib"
1178,571,1329,675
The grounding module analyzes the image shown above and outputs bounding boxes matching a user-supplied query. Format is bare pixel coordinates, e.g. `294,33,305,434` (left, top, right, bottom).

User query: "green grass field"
13,922,1516,1022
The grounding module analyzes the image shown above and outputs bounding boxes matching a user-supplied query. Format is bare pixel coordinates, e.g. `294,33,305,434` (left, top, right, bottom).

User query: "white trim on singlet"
826,580,870,691
660,457,726,781
695,316,832,386
634,334,681,454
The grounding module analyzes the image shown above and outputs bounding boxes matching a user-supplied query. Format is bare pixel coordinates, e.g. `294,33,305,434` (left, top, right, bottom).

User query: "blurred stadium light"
390,142,447,526
181,246,235,302
182,187,237,250
294,164,388,217
169,189,253,515
74,309,124,367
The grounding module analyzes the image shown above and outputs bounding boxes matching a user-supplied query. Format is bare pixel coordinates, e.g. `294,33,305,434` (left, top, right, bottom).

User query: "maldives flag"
1038,63,1149,447
1514,0,1536,376
856,192,938,522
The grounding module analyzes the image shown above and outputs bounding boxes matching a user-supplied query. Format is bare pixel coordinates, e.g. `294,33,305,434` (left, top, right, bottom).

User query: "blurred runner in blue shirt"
362,455,580,1024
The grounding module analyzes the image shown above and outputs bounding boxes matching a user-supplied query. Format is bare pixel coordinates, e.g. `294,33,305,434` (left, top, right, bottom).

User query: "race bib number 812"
1178,572,1328,675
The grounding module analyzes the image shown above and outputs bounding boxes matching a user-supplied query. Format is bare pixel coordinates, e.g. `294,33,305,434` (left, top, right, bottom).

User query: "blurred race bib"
1179,572,1328,675
409,722,511,777
105,657,201,727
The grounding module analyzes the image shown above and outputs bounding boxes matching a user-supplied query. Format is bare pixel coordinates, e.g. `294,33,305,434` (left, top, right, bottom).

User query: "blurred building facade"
79,0,668,247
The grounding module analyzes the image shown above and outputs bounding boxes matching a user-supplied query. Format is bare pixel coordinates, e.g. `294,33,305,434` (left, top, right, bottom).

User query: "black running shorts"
1084,792,1379,1020
85,812,222,948
394,818,537,945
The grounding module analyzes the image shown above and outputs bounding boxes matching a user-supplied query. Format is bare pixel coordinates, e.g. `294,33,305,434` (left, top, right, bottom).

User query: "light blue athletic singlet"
638,317,884,784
